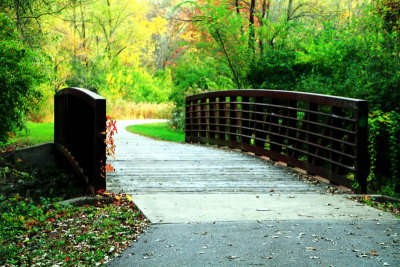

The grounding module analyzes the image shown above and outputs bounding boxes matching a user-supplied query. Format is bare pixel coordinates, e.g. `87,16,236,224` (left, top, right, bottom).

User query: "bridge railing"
185,90,369,192
54,87,106,191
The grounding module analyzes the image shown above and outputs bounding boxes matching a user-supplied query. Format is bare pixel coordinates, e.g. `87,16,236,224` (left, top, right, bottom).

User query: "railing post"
54,88,106,192
354,101,369,193
185,99,193,142
94,98,106,190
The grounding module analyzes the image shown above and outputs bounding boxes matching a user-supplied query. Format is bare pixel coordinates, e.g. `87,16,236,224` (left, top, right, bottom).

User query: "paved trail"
107,120,399,267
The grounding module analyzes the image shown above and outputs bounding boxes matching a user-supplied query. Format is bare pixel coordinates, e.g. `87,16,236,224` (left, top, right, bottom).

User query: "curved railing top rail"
186,89,367,109
55,87,105,108
185,89,369,193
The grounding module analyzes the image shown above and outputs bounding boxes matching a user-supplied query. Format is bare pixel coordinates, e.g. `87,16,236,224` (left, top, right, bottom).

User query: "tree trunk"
259,0,270,55
287,0,293,22
235,0,240,15
248,0,256,52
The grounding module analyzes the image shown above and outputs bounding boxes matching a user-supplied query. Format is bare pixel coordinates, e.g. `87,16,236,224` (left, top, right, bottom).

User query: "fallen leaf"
306,247,318,251
369,250,379,256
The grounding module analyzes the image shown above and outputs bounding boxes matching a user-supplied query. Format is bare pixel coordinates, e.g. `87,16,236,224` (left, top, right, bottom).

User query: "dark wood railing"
185,90,369,192
54,87,106,191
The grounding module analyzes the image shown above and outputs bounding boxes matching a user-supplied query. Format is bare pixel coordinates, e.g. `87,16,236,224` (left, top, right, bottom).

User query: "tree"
0,14,46,145
0,0,72,47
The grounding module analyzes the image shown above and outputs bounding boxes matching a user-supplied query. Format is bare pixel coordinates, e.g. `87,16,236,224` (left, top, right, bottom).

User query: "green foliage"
102,68,173,103
248,49,302,90
368,110,400,198
66,57,108,93
292,13,400,112
170,53,235,108
169,107,186,132
350,195,400,218
245,3,400,113
126,122,185,143
0,14,46,146
192,0,252,89
173,1,399,110
377,0,400,34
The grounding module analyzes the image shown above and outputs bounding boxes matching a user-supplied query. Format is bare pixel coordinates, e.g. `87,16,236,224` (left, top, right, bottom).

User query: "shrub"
168,107,186,132
368,110,400,197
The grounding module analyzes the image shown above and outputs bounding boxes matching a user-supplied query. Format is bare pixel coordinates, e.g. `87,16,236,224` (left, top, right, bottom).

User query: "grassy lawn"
126,122,185,143
10,122,54,148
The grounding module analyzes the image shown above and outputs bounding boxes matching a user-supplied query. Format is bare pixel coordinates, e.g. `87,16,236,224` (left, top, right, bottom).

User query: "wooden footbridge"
54,88,369,194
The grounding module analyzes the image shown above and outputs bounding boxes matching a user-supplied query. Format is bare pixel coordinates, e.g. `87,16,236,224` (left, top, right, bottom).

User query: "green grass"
11,122,54,148
126,122,185,143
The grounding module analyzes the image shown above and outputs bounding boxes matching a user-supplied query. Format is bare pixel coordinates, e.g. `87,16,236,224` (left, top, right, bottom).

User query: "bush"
368,110,400,197
168,107,186,132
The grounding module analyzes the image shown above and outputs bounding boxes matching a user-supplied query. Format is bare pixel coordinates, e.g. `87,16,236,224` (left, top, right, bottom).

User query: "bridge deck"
107,120,326,194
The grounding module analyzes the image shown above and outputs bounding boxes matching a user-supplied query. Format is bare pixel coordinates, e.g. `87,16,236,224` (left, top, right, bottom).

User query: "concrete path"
106,120,399,266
